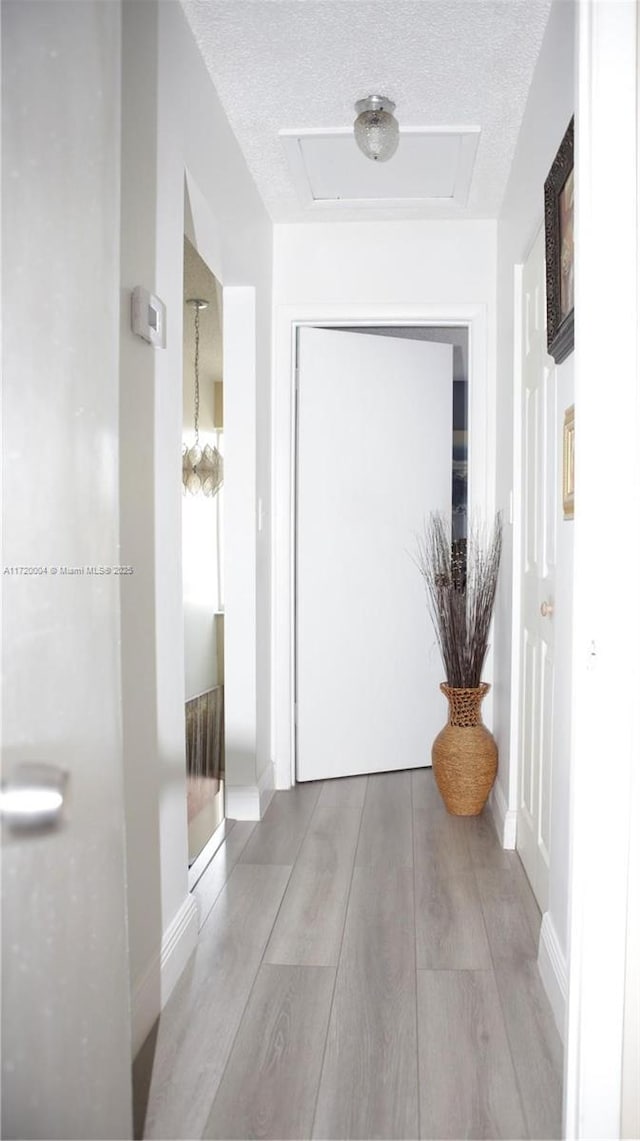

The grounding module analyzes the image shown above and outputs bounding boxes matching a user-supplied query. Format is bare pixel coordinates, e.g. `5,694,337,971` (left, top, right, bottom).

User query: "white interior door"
296,327,453,782
2,4,132,1134
517,227,556,912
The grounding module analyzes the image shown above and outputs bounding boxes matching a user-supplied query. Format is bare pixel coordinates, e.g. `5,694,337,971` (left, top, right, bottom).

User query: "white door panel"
296,327,453,782
517,227,556,912
2,5,132,1135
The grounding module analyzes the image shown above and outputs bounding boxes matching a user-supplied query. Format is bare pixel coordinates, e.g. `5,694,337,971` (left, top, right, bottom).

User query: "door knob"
0,762,68,832
540,601,554,618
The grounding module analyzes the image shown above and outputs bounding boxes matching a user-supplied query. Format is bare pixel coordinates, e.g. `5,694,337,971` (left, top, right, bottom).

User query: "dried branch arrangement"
415,513,503,689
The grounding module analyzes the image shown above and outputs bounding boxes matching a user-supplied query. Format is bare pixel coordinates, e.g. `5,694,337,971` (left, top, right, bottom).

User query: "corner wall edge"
131,893,198,1058
490,777,517,849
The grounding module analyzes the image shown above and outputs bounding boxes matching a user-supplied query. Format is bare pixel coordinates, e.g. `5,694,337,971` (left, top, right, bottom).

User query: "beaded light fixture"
353,95,399,162
182,298,223,497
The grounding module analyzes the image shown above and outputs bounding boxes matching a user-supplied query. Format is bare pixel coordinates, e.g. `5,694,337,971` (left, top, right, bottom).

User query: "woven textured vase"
432,683,498,816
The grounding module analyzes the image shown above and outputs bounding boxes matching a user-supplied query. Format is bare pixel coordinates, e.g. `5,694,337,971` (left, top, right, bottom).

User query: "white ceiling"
181,0,553,223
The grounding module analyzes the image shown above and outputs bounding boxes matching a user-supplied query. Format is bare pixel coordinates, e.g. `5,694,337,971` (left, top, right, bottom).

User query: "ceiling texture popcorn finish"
180,0,554,223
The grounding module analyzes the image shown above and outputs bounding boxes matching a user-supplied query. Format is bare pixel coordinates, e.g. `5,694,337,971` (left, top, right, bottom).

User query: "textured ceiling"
181,0,553,223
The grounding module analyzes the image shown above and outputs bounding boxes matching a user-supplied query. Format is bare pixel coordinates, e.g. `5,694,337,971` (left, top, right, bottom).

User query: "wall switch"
131,286,166,348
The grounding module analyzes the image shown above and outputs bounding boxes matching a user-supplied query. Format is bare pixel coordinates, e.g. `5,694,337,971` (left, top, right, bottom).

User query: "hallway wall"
120,0,273,1054
495,0,575,976
275,221,496,306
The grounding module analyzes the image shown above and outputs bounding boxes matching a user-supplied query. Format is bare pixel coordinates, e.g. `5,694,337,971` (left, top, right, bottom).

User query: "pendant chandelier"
182,298,223,497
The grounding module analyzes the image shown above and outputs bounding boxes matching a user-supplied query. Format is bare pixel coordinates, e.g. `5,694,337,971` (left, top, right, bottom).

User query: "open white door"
516,226,556,912
2,5,132,1135
296,327,453,782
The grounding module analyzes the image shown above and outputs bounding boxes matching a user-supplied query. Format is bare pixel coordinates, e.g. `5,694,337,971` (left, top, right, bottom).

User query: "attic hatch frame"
279,126,480,212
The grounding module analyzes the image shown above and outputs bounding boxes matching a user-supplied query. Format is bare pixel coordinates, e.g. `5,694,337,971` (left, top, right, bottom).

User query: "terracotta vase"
431,682,498,816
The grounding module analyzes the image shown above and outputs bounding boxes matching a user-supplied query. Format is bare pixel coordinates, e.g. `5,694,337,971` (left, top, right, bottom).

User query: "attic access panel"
280,127,480,210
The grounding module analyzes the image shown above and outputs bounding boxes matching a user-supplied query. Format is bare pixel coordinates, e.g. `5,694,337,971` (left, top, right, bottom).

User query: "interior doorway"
182,237,226,877
515,226,556,914
295,324,468,783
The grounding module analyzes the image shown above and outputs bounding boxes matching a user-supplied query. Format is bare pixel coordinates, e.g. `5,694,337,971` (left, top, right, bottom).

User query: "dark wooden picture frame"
544,117,574,364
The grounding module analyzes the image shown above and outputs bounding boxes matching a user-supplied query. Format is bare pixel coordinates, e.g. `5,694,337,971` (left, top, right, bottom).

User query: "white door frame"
272,303,495,790
184,171,259,816
512,224,557,917
509,218,553,827
508,260,526,855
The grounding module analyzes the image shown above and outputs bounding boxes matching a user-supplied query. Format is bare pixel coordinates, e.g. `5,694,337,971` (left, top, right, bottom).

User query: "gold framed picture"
563,405,575,520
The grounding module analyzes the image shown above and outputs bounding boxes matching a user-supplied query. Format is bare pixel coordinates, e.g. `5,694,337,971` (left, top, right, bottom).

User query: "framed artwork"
563,405,575,520
544,117,574,364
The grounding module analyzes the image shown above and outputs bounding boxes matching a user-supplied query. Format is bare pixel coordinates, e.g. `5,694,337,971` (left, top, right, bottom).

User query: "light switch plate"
131,286,166,348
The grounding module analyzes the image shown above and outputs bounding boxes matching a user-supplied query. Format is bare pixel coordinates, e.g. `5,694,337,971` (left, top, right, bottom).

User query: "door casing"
513,225,556,914
272,303,495,790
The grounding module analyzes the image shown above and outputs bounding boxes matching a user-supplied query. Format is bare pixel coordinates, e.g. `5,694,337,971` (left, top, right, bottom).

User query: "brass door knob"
540,600,554,618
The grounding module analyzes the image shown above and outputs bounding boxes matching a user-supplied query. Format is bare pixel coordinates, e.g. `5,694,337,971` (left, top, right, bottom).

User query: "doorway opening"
182,237,226,880
294,323,469,784
272,303,491,792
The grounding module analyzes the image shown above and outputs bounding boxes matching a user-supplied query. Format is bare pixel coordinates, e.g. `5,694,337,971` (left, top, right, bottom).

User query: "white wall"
565,2,639,1133
275,221,496,307
622,669,639,1138
623,23,640,1127
120,0,273,1053
2,2,132,1134
495,0,575,964
272,220,497,787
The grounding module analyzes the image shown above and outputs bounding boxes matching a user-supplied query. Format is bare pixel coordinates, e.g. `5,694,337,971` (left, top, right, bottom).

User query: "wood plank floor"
134,770,563,1140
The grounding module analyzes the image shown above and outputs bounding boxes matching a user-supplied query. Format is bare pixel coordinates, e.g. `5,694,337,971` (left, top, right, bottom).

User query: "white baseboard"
538,910,568,1042
226,761,274,821
132,893,199,1056
258,760,275,816
489,778,517,849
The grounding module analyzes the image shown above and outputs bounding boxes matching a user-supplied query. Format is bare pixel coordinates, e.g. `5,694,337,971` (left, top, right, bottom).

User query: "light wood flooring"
134,770,563,1140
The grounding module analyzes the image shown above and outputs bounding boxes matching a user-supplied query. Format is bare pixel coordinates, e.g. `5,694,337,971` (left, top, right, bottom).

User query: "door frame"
509,223,555,883
508,259,526,853
272,303,494,790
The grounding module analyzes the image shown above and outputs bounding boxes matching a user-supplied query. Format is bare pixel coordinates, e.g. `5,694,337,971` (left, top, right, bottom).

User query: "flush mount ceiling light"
182,299,223,498
353,95,399,162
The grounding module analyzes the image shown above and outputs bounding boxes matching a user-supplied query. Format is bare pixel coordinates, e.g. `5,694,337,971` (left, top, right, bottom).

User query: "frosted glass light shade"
354,96,399,162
